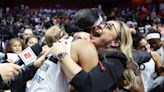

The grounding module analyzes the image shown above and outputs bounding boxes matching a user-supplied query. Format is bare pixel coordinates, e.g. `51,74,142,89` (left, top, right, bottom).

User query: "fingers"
6,72,14,80
9,64,20,76
0,63,21,81
11,64,21,70
11,67,19,76
51,42,67,57
43,48,51,57
34,48,51,68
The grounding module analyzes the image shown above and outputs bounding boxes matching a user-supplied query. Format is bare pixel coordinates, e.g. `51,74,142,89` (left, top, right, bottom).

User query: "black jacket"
132,50,151,65
70,50,151,92
70,51,127,92
0,63,37,91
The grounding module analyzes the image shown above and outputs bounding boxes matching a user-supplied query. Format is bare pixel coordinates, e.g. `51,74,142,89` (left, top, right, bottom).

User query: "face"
27,37,38,47
138,39,150,51
11,41,22,54
90,21,119,48
23,29,33,40
147,39,162,51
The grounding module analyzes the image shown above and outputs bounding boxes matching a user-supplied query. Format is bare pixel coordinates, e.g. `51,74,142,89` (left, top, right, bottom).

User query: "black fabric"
0,75,2,83
48,56,58,64
132,50,151,65
0,75,4,91
0,63,37,91
70,51,127,92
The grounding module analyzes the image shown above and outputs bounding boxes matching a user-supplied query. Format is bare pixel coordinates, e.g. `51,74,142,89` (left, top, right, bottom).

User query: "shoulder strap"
150,52,156,63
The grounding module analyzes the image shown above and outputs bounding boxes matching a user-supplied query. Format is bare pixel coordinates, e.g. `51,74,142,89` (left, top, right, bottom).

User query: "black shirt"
70,51,127,92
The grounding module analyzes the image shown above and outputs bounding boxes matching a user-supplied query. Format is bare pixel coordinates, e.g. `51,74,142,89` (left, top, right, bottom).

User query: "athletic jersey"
156,46,164,65
140,58,155,92
26,36,74,92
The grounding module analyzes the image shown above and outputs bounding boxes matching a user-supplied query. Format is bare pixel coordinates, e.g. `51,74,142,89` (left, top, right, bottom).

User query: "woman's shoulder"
151,51,160,57
100,50,127,66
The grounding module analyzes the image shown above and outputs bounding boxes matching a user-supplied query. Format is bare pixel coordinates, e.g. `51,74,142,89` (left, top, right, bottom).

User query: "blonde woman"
52,20,145,92
51,8,146,92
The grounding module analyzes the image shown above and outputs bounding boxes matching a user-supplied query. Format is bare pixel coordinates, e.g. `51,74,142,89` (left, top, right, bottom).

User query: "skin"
147,39,162,51
11,41,23,55
27,37,39,47
51,21,120,81
72,21,145,92
90,21,119,49
52,21,144,92
22,29,33,41
0,63,20,81
0,48,50,81
51,37,99,80
138,38,164,76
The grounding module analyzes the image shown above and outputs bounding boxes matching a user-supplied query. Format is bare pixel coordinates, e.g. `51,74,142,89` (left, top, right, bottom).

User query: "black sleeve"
0,75,4,90
70,70,90,92
1,63,37,90
0,75,2,82
70,51,127,92
70,62,121,92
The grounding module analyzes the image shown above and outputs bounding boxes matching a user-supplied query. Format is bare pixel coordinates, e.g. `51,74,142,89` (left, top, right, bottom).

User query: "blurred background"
0,0,163,51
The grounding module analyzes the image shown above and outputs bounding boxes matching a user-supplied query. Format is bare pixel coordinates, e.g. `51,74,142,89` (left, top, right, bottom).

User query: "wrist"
57,52,68,62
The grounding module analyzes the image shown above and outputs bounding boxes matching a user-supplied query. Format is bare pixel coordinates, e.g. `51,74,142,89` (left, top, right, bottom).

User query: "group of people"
0,8,164,92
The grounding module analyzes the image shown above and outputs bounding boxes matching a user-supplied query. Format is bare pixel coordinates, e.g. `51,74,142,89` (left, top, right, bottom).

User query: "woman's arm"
51,42,83,81
151,51,164,76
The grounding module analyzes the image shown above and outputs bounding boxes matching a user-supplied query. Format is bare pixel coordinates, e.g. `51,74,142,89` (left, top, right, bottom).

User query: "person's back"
70,38,98,72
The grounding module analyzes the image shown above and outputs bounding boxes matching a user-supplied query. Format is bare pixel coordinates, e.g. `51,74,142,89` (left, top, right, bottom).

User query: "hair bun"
64,22,79,35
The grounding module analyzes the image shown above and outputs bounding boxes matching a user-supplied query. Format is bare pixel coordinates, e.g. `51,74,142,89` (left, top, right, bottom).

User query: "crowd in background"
0,4,77,52
0,4,163,44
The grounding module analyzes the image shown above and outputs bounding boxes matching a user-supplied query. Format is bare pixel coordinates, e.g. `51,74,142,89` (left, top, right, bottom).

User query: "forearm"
60,55,82,81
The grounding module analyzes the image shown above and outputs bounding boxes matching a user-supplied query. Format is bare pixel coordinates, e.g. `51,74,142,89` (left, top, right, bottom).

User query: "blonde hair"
118,21,141,90
45,25,66,47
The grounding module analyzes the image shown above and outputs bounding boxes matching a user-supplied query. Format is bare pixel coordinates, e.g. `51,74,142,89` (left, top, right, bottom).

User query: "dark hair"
132,33,144,48
64,8,99,35
91,8,106,21
25,35,39,45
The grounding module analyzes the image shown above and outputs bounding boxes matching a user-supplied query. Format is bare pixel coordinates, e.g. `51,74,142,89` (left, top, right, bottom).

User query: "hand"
34,48,51,68
51,42,67,58
0,63,21,81
42,45,50,54
74,32,90,41
129,28,137,34
7,58,13,63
